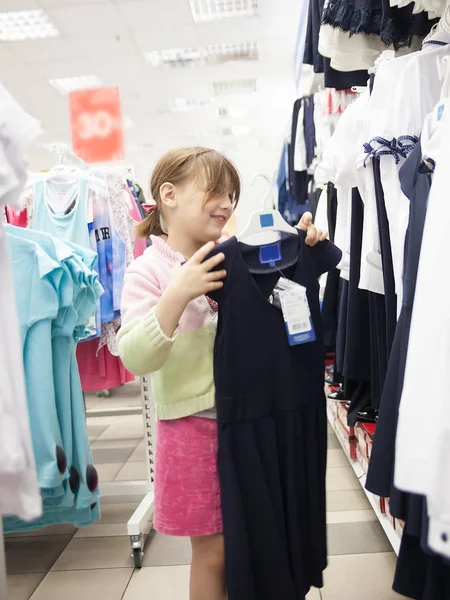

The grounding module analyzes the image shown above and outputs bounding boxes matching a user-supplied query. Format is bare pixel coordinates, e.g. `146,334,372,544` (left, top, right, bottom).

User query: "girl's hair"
136,146,241,238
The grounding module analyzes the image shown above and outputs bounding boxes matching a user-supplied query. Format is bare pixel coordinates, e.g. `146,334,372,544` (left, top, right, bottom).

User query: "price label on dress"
279,285,316,345
69,86,124,163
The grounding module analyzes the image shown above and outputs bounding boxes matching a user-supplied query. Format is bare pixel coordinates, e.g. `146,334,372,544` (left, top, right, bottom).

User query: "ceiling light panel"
190,0,258,22
213,78,257,95
217,106,249,118
49,76,103,96
145,47,204,68
0,9,60,42
208,41,258,63
145,41,258,68
220,125,250,136
169,97,212,112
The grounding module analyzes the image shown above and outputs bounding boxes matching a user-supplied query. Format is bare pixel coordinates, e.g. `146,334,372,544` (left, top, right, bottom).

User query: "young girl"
117,147,327,600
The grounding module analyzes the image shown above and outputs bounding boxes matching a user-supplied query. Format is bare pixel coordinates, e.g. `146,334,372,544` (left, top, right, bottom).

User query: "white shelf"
327,405,402,556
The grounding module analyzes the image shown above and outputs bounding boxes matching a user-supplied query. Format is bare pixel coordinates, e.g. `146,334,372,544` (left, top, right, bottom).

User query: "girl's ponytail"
135,205,165,238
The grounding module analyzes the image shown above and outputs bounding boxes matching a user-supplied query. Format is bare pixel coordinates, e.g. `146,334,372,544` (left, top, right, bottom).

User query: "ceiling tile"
68,31,141,61
0,0,40,9
46,3,123,35
132,25,200,52
39,0,110,5
195,17,262,46
32,57,99,80
117,0,193,29
0,45,22,66
6,37,79,63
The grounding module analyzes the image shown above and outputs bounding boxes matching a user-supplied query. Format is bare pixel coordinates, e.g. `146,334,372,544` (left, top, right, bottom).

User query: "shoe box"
327,396,357,459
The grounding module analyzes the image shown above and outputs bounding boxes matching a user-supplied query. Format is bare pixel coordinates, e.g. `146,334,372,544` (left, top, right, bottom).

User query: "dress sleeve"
308,239,342,278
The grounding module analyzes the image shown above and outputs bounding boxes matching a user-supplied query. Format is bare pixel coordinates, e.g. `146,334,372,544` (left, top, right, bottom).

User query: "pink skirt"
154,416,223,537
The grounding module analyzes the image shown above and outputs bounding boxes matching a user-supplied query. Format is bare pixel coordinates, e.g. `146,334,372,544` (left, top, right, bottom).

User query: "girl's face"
166,177,235,243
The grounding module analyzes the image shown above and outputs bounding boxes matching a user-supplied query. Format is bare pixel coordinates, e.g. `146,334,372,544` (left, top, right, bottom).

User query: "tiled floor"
4,384,410,599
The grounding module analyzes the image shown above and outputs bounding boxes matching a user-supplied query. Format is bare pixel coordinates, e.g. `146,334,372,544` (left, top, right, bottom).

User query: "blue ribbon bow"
363,135,419,167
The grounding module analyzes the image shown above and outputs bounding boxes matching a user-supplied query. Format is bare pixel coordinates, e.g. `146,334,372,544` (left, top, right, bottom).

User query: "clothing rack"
26,146,155,564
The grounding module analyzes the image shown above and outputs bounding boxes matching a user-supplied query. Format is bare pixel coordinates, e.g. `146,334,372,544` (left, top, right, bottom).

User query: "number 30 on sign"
69,86,124,163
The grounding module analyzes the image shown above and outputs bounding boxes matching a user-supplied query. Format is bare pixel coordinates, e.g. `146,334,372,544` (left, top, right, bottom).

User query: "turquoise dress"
3,226,103,531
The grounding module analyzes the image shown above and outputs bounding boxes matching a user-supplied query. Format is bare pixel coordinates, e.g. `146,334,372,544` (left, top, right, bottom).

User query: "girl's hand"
156,242,225,338
297,212,328,246
168,242,226,304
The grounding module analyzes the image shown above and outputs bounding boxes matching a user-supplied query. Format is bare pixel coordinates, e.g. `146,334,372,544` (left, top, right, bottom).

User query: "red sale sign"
69,86,124,163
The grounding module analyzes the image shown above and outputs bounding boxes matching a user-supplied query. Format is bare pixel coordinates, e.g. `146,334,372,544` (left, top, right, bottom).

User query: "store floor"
5,383,409,599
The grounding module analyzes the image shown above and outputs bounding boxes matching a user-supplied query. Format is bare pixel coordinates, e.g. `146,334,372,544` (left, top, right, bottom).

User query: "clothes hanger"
237,173,298,246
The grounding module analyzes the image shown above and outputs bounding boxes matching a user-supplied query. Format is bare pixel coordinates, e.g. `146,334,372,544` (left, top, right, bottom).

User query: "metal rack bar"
0,520,7,600
126,375,155,568
87,376,155,568
86,406,142,418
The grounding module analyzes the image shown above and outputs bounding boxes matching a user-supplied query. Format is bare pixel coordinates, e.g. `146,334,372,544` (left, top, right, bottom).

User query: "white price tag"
280,287,311,335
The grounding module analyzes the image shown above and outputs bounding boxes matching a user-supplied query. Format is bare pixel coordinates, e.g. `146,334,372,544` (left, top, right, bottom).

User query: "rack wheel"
132,548,143,568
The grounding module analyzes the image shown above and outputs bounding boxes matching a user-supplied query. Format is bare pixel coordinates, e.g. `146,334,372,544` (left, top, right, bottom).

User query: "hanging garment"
3,227,102,532
289,99,309,206
303,0,370,88
322,0,435,49
31,178,92,249
277,143,297,221
0,83,43,522
343,190,372,381
319,24,387,72
208,233,342,600
304,96,316,167
76,340,134,391
393,532,450,600
321,184,341,349
395,119,450,558
366,141,430,500
0,227,41,521
373,159,397,357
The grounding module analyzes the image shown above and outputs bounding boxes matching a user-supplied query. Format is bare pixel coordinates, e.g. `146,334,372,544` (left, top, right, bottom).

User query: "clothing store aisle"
5,383,408,600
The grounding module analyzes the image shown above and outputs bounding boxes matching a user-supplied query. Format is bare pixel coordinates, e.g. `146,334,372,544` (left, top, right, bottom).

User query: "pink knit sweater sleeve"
120,255,161,326
117,255,178,375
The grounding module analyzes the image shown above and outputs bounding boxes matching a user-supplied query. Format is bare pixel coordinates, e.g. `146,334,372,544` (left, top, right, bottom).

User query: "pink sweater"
117,235,217,419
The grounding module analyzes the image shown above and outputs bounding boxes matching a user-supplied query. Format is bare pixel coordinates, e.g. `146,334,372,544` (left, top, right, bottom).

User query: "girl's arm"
117,244,225,376
117,262,182,376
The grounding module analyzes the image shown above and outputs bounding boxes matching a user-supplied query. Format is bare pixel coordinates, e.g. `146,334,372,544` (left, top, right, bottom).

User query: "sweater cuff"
142,306,178,348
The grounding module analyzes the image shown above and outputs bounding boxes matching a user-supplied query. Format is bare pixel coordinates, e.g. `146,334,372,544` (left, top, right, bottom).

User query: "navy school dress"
322,183,340,350
343,189,373,425
289,99,309,206
208,232,342,600
366,142,450,599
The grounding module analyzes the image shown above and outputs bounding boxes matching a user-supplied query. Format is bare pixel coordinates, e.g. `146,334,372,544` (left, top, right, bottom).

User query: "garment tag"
274,279,316,345
259,242,282,267
260,213,274,228
51,189,69,215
